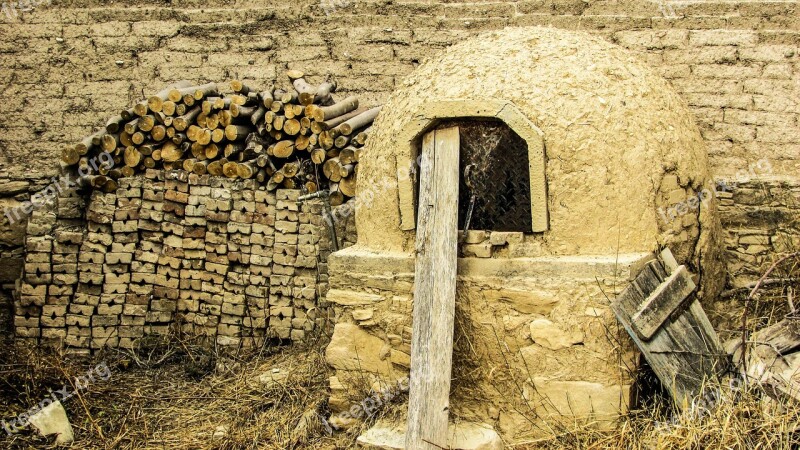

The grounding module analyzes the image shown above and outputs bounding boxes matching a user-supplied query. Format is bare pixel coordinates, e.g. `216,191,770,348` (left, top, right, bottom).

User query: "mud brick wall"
1,0,799,316
718,178,800,286
13,169,353,351
0,1,796,178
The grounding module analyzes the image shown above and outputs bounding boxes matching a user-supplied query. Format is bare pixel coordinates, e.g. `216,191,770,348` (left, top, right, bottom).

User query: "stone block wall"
324,248,650,440
719,177,800,286
1,178,56,338
13,169,356,351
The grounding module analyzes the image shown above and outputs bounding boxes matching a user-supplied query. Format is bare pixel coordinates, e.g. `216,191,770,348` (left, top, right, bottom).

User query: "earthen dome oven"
323,27,724,442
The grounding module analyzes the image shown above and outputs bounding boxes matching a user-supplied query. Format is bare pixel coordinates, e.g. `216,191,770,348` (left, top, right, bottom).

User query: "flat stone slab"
357,420,503,450
28,400,74,445
0,180,29,195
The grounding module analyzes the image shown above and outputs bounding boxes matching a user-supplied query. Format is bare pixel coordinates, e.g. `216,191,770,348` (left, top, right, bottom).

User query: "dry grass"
512,381,800,449
1,325,799,449
0,331,358,449
3,334,799,449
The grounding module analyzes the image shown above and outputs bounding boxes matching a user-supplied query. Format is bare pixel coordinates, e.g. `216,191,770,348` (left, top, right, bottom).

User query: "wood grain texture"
632,265,697,340
730,318,800,402
749,319,800,355
406,127,459,450
612,259,727,407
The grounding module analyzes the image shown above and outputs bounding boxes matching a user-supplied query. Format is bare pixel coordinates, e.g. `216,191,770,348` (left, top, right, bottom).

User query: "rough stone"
212,425,229,440
463,230,489,244
327,289,383,306
326,323,395,376
28,401,74,445
0,199,28,246
353,308,374,321
524,378,631,426
528,318,584,350
462,243,493,258
482,288,559,315
255,368,289,389
0,180,29,195
356,421,502,450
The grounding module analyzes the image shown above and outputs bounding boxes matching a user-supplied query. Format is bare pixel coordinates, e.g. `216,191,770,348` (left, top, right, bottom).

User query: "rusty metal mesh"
437,119,532,232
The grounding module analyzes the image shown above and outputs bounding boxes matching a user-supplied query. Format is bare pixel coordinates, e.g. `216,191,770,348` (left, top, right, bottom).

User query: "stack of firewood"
61,71,379,205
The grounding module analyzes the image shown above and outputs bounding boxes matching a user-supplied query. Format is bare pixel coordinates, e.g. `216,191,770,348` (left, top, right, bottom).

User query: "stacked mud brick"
15,207,56,345
87,191,123,349
269,190,299,340
15,189,82,349
293,196,323,341
243,190,275,344
197,177,230,340
130,172,165,347
13,170,351,352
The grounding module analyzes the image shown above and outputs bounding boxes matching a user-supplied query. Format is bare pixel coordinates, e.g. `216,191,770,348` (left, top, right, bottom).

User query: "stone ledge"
329,246,654,281
357,420,502,450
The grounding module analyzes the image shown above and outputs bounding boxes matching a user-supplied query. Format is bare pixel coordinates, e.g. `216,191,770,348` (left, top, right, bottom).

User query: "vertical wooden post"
405,127,460,450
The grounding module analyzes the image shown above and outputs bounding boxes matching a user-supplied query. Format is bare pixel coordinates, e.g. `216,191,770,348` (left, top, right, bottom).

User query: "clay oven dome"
355,26,721,291
325,27,724,443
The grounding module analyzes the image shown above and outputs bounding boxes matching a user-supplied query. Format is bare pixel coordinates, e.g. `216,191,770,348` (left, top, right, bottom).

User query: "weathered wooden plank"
661,303,727,401
612,256,727,407
632,265,697,340
636,261,663,293
615,265,694,401
648,257,726,386
406,127,460,450
750,319,800,355
660,248,679,273
687,300,726,360
729,318,800,403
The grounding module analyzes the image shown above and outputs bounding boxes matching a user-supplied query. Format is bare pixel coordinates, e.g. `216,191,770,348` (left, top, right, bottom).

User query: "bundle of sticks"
61,71,380,205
